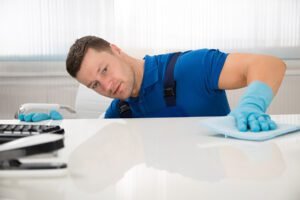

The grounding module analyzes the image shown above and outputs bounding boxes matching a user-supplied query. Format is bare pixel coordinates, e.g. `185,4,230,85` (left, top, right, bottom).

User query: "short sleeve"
203,49,228,90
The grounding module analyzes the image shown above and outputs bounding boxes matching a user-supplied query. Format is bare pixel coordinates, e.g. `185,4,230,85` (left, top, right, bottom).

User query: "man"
66,35,286,132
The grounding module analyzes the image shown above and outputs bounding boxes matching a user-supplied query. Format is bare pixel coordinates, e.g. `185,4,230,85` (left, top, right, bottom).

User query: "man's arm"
217,53,286,132
218,53,286,94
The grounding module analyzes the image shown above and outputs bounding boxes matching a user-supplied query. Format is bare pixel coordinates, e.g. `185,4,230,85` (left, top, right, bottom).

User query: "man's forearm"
246,55,286,95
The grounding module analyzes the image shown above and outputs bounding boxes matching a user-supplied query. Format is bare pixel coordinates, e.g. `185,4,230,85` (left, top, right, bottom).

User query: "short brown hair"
66,36,111,78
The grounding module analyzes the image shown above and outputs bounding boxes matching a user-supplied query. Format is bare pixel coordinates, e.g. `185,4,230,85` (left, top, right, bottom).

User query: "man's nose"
101,79,113,94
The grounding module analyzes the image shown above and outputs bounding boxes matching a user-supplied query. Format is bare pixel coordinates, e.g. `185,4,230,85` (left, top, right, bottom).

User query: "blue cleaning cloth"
18,110,63,122
32,113,51,121
201,116,300,141
19,112,50,122
49,110,63,120
24,113,35,122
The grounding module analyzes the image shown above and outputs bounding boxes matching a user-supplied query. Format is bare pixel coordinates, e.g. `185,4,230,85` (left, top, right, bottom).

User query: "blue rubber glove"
229,81,277,132
18,110,63,122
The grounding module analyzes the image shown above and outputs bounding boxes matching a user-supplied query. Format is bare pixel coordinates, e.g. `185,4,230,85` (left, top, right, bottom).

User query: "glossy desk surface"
0,115,300,200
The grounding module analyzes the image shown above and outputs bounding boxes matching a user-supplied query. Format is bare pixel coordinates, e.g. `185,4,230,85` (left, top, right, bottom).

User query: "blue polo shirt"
105,49,230,118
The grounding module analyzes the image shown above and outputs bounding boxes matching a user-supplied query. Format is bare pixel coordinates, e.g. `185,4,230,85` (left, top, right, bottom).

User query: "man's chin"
110,89,132,100
114,94,130,101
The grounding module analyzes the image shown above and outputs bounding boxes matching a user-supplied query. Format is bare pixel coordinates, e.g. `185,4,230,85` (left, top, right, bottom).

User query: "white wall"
0,62,78,119
0,77,78,119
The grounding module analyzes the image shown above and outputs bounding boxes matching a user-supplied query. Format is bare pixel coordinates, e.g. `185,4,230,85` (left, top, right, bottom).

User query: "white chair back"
75,84,112,118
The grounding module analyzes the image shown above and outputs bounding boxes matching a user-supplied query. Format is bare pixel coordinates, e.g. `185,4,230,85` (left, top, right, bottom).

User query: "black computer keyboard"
0,124,64,144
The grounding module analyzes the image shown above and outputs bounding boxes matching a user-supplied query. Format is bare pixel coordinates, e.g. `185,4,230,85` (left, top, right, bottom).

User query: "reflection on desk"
1,115,300,200
69,122,285,192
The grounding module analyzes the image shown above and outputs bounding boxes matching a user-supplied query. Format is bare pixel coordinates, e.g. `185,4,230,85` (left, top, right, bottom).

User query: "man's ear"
110,44,122,55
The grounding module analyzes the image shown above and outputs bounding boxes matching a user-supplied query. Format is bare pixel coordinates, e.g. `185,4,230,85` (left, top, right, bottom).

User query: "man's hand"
18,110,63,122
230,81,277,132
230,105,277,132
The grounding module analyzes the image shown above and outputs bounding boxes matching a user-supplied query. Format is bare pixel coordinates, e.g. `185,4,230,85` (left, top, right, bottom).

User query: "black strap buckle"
164,87,176,97
119,103,131,113
118,101,132,118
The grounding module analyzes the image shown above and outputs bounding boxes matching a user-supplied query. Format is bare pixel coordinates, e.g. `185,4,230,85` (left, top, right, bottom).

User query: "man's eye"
102,67,107,74
92,82,99,89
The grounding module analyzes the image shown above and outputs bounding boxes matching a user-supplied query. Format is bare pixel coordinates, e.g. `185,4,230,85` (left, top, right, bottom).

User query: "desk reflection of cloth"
201,116,300,141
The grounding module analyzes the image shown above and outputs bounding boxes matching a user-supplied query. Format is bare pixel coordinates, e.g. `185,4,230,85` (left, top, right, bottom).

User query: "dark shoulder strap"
163,52,181,107
117,52,181,118
118,100,132,118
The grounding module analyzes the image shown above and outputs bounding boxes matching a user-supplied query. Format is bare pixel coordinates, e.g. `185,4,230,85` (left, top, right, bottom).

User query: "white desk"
0,115,300,200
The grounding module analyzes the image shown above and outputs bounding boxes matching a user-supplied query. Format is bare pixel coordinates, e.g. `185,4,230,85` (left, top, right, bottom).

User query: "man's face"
76,46,136,100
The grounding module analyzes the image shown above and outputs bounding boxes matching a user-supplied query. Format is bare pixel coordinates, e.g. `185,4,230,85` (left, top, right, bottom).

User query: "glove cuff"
238,81,274,112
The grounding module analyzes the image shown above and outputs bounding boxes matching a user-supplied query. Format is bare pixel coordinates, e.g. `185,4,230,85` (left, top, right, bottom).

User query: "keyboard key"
41,126,61,133
5,125,16,131
14,125,24,132
21,131,31,136
0,124,8,132
22,125,32,132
